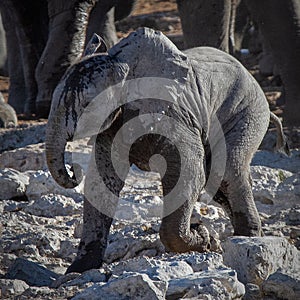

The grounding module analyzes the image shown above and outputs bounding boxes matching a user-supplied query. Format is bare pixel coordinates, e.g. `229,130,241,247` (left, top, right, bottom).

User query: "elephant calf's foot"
232,212,263,237
65,240,104,274
160,224,210,253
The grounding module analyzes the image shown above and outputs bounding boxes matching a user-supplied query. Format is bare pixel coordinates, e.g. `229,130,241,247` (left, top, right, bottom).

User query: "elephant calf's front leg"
66,199,113,273
66,135,126,273
158,142,210,253
160,200,210,253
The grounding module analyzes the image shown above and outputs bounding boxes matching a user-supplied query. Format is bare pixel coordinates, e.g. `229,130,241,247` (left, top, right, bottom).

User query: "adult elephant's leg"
245,0,300,126
67,131,128,273
0,2,25,113
232,0,250,54
2,24,25,113
15,1,48,116
85,0,136,51
0,13,8,76
158,134,210,252
35,0,96,118
114,0,136,22
176,0,231,51
85,3,117,50
0,0,47,116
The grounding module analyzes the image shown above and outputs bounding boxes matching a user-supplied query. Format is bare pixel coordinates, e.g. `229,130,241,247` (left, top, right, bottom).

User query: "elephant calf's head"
45,35,129,189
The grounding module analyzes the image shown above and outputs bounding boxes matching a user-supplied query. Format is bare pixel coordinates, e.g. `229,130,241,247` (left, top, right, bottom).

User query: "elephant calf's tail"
270,112,290,156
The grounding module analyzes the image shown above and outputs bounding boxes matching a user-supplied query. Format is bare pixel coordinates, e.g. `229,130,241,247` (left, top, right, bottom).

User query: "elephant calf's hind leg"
225,170,262,237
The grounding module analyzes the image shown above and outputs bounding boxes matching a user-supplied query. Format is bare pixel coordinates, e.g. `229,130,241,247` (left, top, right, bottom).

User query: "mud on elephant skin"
45,27,289,273
0,0,136,118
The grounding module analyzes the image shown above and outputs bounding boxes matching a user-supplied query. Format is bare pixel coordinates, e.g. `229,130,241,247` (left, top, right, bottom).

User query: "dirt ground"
0,0,295,144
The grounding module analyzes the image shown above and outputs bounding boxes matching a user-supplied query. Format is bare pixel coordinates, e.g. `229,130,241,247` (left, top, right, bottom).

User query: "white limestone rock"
18,285,84,300
106,253,243,299
0,279,29,298
262,270,300,300
116,166,163,223
1,209,76,262
191,201,232,242
175,252,225,272
251,165,300,214
166,269,245,299
23,194,82,217
0,139,92,172
222,237,300,285
0,122,46,153
5,258,59,287
72,272,167,300
104,223,164,263
252,149,300,174
0,143,46,172
52,269,106,288
109,256,194,282
0,168,29,200
25,169,84,201
58,240,79,261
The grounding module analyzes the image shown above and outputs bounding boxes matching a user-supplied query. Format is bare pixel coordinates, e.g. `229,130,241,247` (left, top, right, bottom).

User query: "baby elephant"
0,92,17,128
45,28,289,273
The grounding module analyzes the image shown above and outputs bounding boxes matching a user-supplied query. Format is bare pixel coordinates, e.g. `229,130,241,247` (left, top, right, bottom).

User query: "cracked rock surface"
0,135,299,299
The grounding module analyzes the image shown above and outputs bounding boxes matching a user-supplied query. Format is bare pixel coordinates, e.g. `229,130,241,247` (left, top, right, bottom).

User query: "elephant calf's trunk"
45,132,83,189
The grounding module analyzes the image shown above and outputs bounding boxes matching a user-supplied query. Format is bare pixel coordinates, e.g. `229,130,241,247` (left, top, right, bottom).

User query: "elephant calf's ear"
83,33,107,57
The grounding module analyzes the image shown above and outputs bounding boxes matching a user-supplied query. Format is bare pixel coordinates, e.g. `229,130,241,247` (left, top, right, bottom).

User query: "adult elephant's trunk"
45,114,82,189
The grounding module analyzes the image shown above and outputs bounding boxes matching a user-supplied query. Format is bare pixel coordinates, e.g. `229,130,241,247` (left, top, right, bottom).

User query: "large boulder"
0,143,46,171
262,270,300,300
25,169,84,201
166,269,245,300
23,194,82,218
0,168,29,200
0,122,46,153
0,279,29,298
250,165,300,213
5,258,59,287
222,236,299,285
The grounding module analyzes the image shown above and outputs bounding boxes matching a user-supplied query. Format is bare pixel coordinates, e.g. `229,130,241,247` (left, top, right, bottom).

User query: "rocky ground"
0,1,300,299
0,131,299,299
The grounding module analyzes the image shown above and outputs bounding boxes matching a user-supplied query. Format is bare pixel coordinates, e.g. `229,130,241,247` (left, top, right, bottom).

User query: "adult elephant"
45,28,288,273
0,0,48,115
176,0,234,52
0,0,135,117
0,13,8,76
244,0,300,126
176,0,300,126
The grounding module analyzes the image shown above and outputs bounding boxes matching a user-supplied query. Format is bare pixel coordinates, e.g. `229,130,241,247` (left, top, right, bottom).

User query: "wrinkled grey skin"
46,28,288,273
0,0,135,117
0,92,17,128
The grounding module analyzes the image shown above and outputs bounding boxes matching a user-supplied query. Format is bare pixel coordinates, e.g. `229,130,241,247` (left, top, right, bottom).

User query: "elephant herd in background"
0,0,299,126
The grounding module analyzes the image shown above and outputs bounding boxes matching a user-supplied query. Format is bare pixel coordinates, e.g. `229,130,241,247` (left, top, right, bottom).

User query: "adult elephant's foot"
159,221,210,253
65,240,104,274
